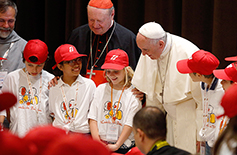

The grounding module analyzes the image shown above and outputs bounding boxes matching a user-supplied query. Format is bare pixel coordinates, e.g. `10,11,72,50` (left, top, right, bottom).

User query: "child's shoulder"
80,75,96,86
6,68,23,78
41,70,54,80
96,82,108,89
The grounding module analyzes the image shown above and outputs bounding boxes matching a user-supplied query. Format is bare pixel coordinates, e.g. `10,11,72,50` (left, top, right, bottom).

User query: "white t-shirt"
199,77,225,147
88,83,142,147
1,69,54,137
49,75,96,133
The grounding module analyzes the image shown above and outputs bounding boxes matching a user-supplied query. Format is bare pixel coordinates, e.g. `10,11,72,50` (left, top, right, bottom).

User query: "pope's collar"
159,33,171,59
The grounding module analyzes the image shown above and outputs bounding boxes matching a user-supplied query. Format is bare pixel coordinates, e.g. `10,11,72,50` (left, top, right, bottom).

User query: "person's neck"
110,82,128,90
62,75,78,86
202,77,214,88
144,138,165,154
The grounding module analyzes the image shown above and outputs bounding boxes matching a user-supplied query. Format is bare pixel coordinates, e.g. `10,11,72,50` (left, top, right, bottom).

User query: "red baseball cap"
23,39,48,64
52,44,87,70
101,49,129,70
225,55,237,61
23,125,67,155
177,50,219,75
213,63,237,82
217,84,237,119
0,130,32,155
0,92,17,111
88,0,113,9
44,134,110,155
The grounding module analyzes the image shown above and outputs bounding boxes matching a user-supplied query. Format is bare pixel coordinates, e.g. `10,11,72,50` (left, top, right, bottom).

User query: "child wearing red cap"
1,39,54,137
213,63,237,91
49,44,96,133
88,49,142,154
177,50,224,155
213,84,237,155
212,63,237,139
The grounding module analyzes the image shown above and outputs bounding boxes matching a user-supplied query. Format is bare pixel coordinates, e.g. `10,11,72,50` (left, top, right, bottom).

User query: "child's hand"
48,76,59,89
107,143,119,152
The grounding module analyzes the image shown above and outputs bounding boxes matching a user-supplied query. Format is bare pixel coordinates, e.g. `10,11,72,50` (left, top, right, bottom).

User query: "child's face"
106,69,126,88
58,57,82,77
189,73,202,82
221,80,233,91
25,61,45,76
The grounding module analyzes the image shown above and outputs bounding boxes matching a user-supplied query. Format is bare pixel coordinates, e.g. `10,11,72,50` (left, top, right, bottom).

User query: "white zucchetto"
139,22,166,39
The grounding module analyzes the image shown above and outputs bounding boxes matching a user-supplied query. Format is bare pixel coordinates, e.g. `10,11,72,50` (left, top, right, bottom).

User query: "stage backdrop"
13,0,237,73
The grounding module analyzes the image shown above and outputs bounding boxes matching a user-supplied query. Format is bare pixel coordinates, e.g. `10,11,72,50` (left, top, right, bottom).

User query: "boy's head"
23,39,48,64
23,39,48,76
177,50,219,75
52,44,86,70
177,50,219,81
213,63,237,91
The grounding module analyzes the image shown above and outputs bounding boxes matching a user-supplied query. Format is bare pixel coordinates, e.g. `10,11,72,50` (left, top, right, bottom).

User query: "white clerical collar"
110,20,114,28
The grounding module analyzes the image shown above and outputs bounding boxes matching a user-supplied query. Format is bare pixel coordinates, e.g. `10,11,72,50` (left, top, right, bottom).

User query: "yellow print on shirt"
104,101,123,121
19,86,39,106
207,105,216,124
61,99,78,120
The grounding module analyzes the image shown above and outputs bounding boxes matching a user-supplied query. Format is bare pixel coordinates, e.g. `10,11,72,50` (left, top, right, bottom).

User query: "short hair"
108,6,114,15
193,72,214,79
52,61,64,76
149,33,167,45
133,106,167,140
0,0,17,17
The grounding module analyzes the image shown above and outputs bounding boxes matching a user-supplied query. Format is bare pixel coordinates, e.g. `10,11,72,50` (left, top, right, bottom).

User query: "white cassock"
132,33,202,154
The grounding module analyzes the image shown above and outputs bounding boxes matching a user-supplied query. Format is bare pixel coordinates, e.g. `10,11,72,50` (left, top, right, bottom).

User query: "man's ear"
158,40,165,50
137,128,145,142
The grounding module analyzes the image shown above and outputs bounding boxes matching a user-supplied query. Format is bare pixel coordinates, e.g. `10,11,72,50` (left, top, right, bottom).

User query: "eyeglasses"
64,57,82,66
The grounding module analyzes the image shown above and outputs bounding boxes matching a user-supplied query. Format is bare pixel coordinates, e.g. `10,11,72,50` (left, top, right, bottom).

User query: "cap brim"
213,69,232,81
225,56,237,61
101,63,125,70
53,54,87,70
176,59,193,74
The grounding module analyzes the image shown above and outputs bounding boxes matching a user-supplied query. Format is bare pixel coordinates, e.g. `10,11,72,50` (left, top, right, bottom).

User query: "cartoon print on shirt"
19,86,38,106
104,101,123,121
207,105,215,124
61,99,78,121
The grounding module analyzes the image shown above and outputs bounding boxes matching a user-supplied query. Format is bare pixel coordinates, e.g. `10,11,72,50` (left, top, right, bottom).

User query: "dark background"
12,0,237,73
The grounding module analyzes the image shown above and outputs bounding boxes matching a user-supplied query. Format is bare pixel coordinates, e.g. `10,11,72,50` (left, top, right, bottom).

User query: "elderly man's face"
0,6,15,39
136,33,163,60
87,6,114,35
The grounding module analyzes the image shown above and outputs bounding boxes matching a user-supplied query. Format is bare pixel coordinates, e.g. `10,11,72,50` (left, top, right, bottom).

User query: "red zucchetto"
88,0,113,9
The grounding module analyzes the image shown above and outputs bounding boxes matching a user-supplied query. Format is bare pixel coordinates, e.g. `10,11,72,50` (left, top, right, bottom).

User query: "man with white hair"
132,22,202,154
67,0,141,87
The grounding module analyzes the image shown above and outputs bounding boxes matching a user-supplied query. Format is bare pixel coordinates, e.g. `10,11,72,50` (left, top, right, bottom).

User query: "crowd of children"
0,38,236,154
